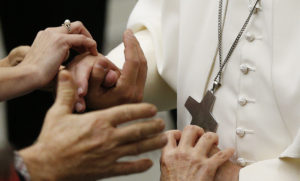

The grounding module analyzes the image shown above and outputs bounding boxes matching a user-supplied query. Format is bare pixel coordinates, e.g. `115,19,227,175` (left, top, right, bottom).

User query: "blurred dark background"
0,0,107,149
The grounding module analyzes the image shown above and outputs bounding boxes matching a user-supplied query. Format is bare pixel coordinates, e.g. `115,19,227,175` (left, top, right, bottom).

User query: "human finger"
163,130,181,150
102,70,119,88
116,133,167,157
48,21,93,38
209,148,235,170
52,70,77,115
178,125,204,148
115,119,165,144
89,60,108,91
135,39,148,95
195,132,219,156
62,34,98,56
91,103,157,126
121,29,140,85
110,159,153,177
75,58,95,97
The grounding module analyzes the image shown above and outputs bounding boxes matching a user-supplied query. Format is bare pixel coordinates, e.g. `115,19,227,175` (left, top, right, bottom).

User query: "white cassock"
107,0,300,180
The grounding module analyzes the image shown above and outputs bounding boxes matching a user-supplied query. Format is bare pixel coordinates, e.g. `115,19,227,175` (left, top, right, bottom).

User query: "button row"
235,0,260,170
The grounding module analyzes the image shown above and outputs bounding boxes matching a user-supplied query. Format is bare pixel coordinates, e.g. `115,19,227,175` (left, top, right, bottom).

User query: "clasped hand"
160,126,241,181
67,29,147,112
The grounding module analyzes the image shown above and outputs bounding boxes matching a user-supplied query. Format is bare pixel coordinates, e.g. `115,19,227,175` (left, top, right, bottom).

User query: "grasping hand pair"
68,29,147,112
19,70,167,181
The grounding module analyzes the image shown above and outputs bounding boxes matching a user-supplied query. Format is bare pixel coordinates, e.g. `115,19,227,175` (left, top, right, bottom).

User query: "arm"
0,66,39,101
0,21,97,101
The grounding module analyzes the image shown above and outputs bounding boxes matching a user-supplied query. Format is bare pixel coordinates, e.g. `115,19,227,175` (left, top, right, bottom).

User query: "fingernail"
78,87,84,95
75,102,83,112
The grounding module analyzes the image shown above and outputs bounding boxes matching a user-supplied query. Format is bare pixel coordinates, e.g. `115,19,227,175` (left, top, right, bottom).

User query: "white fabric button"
237,158,247,167
236,128,246,137
246,32,255,42
240,64,249,74
238,97,248,106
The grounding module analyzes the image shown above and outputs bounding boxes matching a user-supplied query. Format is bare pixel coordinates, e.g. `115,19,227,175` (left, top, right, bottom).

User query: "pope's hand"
86,30,147,110
19,70,167,181
160,126,235,181
67,52,120,112
68,29,147,112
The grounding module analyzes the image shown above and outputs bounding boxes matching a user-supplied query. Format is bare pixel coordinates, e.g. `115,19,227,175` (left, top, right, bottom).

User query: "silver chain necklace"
212,0,260,93
185,0,260,132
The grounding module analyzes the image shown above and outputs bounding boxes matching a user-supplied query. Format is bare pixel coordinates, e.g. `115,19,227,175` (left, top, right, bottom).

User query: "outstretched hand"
19,70,167,181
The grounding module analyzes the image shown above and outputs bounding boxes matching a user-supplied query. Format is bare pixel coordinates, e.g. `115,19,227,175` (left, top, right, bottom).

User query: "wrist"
15,65,42,90
19,144,57,181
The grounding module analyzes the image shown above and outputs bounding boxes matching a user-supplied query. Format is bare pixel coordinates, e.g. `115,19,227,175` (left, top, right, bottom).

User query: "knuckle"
44,27,52,32
79,34,87,40
154,119,165,131
166,130,180,138
215,151,226,159
134,93,144,103
184,125,199,132
130,58,140,67
203,132,218,140
140,57,147,66
132,128,143,140
75,20,84,26
37,30,45,37
122,107,133,121
120,91,135,103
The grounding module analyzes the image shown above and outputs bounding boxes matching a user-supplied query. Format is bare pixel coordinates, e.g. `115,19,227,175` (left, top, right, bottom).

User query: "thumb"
53,70,77,115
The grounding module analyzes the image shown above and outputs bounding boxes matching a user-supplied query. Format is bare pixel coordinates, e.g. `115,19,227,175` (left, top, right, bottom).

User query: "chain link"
212,0,260,92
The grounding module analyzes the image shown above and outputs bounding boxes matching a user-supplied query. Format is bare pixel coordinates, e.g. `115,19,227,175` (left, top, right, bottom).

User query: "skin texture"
68,30,146,112
67,53,120,112
160,126,239,181
0,21,97,101
19,70,168,181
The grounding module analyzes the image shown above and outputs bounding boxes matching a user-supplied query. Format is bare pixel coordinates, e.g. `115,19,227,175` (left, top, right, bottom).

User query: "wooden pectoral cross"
185,91,218,132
